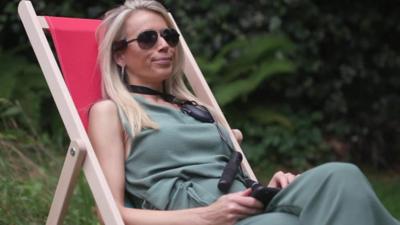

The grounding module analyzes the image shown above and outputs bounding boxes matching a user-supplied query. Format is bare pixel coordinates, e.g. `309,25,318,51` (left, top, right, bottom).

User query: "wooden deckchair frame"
17,1,256,224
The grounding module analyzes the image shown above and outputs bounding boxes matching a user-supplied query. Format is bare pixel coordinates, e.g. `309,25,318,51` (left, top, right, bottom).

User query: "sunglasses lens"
134,29,179,49
137,30,158,49
162,28,180,47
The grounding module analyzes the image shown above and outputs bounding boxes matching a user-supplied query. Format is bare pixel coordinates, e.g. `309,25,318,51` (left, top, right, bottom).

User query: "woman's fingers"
224,189,263,209
277,172,289,187
268,171,283,188
268,171,298,188
286,172,296,184
205,190,264,224
235,190,264,209
238,188,253,196
230,205,263,219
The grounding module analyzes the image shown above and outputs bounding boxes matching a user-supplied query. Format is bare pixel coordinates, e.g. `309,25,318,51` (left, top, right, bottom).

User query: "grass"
0,136,98,225
366,168,400,219
1,135,399,224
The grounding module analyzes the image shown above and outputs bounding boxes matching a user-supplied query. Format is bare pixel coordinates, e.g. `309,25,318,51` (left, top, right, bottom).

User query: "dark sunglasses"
112,28,180,52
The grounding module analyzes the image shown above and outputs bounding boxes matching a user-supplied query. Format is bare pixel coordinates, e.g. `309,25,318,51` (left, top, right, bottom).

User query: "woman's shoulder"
90,99,118,116
88,99,123,134
89,99,121,126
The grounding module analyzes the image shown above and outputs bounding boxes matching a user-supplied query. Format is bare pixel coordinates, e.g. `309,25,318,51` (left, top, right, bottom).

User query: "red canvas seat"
46,16,101,129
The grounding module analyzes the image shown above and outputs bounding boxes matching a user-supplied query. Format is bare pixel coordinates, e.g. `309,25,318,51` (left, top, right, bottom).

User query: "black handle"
218,152,243,193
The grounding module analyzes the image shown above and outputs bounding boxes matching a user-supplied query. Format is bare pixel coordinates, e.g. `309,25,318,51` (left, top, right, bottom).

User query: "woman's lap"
237,212,299,225
263,162,400,225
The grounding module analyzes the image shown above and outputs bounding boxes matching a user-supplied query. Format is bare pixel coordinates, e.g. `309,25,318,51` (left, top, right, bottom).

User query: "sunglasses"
112,28,180,52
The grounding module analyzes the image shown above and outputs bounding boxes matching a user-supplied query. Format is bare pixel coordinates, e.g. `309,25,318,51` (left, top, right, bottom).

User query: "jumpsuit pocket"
185,181,217,207
143,179,218,210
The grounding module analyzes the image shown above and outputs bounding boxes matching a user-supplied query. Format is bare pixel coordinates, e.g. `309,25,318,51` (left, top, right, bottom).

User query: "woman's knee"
237,212,300,225
315,162,366,187
320,162,361,174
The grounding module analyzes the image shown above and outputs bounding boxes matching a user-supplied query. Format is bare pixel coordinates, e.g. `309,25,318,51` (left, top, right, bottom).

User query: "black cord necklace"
127,85,215,123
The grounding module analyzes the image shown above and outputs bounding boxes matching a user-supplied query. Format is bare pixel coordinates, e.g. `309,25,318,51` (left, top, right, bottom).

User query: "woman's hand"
231,129,243,144
198,189,263,225
267,171,298,189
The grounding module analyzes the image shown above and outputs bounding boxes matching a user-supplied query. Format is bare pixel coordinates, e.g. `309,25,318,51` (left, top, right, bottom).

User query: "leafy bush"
200,34,296,106
1,0,399,168
0,51,66,147
241,109,332,169
166,0,400,168
265,0,400,168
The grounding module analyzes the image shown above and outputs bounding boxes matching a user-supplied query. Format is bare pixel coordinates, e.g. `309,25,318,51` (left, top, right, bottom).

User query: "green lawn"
367,168,400,219
0,140,98,225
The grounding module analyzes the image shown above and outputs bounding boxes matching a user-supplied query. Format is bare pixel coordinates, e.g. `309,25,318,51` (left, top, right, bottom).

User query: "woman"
88,0,400,225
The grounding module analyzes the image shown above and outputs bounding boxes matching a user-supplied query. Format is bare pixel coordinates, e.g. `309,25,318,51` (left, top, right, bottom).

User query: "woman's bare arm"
88,100,127,211
88,100,262,225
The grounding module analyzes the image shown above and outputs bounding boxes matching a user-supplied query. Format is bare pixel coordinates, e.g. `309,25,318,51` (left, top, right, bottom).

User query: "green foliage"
1,0,399,172
270,0,400,168
0,51,66,147
200,34,296,106
365,167,400,219
195,32,328,168
0,106,98,224
166,0,400,169
0,157,98,224
242,110,333,169
0,52,45,127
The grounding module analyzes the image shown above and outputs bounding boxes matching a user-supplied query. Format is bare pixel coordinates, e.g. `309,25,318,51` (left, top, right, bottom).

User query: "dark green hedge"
169,0,400,169
1,0,399,169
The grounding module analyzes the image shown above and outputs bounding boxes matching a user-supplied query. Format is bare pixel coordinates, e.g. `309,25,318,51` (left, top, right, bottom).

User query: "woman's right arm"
88,100,262,225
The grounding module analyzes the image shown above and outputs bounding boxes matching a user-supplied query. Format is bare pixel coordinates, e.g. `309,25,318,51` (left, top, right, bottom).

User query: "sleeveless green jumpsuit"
122,96,399,225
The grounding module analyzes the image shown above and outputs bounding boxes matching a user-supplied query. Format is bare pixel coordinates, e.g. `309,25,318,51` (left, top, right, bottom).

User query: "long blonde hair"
96,0,197,136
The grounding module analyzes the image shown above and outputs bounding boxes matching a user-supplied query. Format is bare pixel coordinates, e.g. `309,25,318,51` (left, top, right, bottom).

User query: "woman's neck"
127,78,164,92
127,83,172,104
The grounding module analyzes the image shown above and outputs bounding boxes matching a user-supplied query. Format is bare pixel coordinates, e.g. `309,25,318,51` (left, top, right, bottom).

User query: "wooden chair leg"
46,140,86,225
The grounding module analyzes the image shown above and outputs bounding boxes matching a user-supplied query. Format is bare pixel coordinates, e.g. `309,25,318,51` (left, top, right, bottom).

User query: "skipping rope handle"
218,151,243,193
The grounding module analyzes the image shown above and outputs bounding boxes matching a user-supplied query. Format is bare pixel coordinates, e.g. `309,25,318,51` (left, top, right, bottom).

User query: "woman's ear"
113,51,126,67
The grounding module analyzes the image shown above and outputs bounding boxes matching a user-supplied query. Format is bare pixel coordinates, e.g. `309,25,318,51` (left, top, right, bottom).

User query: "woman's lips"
152,57,172,65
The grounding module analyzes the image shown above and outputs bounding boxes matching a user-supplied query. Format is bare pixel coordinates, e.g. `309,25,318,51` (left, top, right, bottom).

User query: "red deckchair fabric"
45,16,102,129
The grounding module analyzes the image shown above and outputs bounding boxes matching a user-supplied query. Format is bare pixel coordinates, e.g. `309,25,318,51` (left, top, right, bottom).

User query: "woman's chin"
152,67,174,78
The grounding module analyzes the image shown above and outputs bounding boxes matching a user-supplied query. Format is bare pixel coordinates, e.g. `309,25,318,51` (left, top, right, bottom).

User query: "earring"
119,65,127,84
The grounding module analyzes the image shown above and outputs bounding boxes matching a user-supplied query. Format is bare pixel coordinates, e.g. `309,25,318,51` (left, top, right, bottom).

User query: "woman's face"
117,10,177,88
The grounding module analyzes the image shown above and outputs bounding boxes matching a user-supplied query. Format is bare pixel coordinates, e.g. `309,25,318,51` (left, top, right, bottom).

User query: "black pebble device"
218,151,281,207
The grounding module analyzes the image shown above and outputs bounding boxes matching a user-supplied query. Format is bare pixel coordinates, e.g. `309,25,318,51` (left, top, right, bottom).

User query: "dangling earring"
119,65,127,84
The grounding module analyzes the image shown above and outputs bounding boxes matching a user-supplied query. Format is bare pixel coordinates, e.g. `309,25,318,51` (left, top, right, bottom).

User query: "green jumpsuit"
122,96,399,225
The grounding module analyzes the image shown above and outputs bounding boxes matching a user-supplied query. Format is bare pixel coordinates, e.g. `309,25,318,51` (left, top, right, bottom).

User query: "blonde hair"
96,0,198,136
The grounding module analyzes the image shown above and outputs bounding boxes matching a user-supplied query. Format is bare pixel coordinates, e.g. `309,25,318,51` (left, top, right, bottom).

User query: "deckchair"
18,0,256,224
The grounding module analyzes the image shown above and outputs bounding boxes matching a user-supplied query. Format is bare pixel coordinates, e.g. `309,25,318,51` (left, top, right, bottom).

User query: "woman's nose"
156,36,170,51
